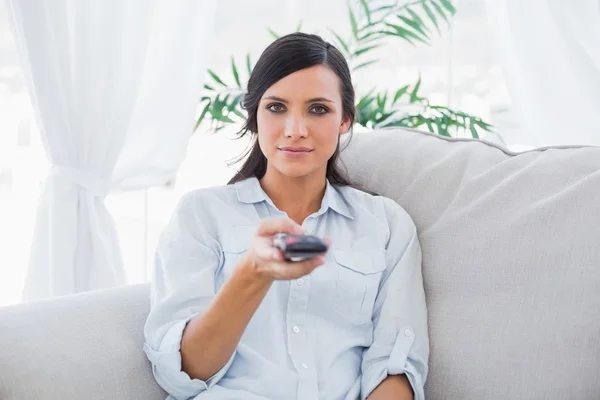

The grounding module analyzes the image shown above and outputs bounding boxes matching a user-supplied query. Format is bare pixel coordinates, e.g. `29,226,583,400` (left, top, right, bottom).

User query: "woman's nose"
284,115,308,140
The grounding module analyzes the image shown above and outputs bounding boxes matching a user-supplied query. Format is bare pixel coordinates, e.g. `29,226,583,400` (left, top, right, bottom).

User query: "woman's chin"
274,163,318,179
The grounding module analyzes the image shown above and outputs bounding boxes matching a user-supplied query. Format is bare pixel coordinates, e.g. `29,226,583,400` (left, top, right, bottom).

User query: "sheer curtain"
7,0,216,301
486,0,600,146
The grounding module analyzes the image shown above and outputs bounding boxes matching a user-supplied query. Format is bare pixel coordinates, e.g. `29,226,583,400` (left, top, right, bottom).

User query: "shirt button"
404,329,412,337
301,363,308,369
296,278,304,286
293,326,300,334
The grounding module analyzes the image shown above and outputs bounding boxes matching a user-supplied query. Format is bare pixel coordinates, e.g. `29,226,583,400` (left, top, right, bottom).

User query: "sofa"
1,128,599,400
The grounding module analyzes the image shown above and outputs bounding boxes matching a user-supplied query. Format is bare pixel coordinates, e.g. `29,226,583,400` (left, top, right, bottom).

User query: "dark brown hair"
227,32,356,185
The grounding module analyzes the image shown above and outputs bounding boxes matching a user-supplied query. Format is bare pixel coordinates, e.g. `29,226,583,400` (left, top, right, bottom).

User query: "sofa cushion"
341,128,600,399
0,283,165,400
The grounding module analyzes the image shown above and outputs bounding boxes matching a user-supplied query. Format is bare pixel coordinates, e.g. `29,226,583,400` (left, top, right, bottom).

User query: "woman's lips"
279,147,313,158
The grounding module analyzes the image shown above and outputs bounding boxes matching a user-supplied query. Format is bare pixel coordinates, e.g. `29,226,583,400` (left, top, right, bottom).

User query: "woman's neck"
259,169,327,226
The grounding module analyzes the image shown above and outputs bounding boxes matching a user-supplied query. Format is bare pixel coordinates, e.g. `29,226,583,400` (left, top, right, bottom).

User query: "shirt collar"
235,176,353,220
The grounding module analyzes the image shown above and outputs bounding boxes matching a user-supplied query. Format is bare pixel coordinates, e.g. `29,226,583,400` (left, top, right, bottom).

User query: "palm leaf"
353,59,378,71
195,100,211,131
267,28,280,39
422,3,440,33
407,8,428,33
358,30,381,41
392,85,410,104
410,77,422,102
246,54,252,75
384,22,428,45
397,15,429,40
439,0,456,14
356,90,376,110
330,30,351,55
231,57,241,88
360,0,372,24
208,69,227,87
354,45,379,57
349,7,359,39
372,5,394,13
431,0,450,23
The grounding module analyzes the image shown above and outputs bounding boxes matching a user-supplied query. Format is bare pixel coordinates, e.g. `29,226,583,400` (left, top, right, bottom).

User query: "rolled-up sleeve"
143,192,233,400
361,199,429,400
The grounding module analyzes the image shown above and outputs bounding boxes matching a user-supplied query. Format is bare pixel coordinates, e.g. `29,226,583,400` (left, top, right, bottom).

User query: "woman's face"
257,65,351,181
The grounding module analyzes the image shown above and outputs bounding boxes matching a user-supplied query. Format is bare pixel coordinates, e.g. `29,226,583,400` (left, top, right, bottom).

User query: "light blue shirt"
143,177,429,400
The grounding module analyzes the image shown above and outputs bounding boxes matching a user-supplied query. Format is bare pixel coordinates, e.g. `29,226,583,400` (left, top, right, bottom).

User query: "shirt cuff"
403,362,425,400
143,316,236,400
362,326,423,400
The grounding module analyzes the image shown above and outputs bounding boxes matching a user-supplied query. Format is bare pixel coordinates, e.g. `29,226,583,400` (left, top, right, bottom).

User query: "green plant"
196,0,492,138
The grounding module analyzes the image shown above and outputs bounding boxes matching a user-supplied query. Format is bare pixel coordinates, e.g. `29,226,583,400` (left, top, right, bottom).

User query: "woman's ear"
339,116,352,135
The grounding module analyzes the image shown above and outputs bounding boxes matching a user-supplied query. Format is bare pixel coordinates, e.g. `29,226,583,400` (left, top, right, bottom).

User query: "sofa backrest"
341,128,600,399
0,283,165,400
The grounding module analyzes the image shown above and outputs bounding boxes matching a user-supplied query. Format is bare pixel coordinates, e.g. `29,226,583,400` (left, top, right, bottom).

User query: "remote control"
273,233,329,262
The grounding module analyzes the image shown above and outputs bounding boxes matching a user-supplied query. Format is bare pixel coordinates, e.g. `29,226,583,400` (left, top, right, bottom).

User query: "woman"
143,32,429,400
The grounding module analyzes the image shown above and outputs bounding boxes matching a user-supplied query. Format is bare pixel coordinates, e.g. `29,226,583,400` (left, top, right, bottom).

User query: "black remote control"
273,233,328,262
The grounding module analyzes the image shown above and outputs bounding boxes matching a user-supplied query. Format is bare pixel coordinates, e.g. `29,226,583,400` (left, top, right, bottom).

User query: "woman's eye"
267,104,285,112
311,105,329,114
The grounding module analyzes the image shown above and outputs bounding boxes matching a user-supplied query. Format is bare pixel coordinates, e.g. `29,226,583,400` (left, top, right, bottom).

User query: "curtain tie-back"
51,165,111,198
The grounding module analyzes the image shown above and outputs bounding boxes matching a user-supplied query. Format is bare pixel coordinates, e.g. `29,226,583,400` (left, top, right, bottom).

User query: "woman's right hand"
239,217,329,281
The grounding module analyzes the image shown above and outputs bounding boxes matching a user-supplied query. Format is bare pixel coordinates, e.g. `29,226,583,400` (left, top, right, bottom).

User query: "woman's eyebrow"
262,95,334,104
306,97,334,104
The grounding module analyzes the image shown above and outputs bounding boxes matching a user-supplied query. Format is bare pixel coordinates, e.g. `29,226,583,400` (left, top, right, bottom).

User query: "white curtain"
7,0,216,301
485,0,600,146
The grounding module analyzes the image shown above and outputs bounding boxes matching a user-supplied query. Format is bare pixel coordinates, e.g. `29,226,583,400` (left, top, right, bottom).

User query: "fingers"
256,217,304,237
252,237,284,261
268,255,327,280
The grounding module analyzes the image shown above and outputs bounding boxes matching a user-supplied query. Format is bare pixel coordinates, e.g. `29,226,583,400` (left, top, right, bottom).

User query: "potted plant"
196,0,492,139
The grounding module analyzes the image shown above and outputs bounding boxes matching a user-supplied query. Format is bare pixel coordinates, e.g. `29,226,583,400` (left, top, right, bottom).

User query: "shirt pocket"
330,248,387,326
219,225,256,276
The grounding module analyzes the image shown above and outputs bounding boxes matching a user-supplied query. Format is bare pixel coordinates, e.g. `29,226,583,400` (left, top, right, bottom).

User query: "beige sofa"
1,128,599,399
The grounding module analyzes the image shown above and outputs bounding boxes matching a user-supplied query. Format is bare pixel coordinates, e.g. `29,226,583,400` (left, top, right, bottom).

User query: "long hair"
227,32,356,186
